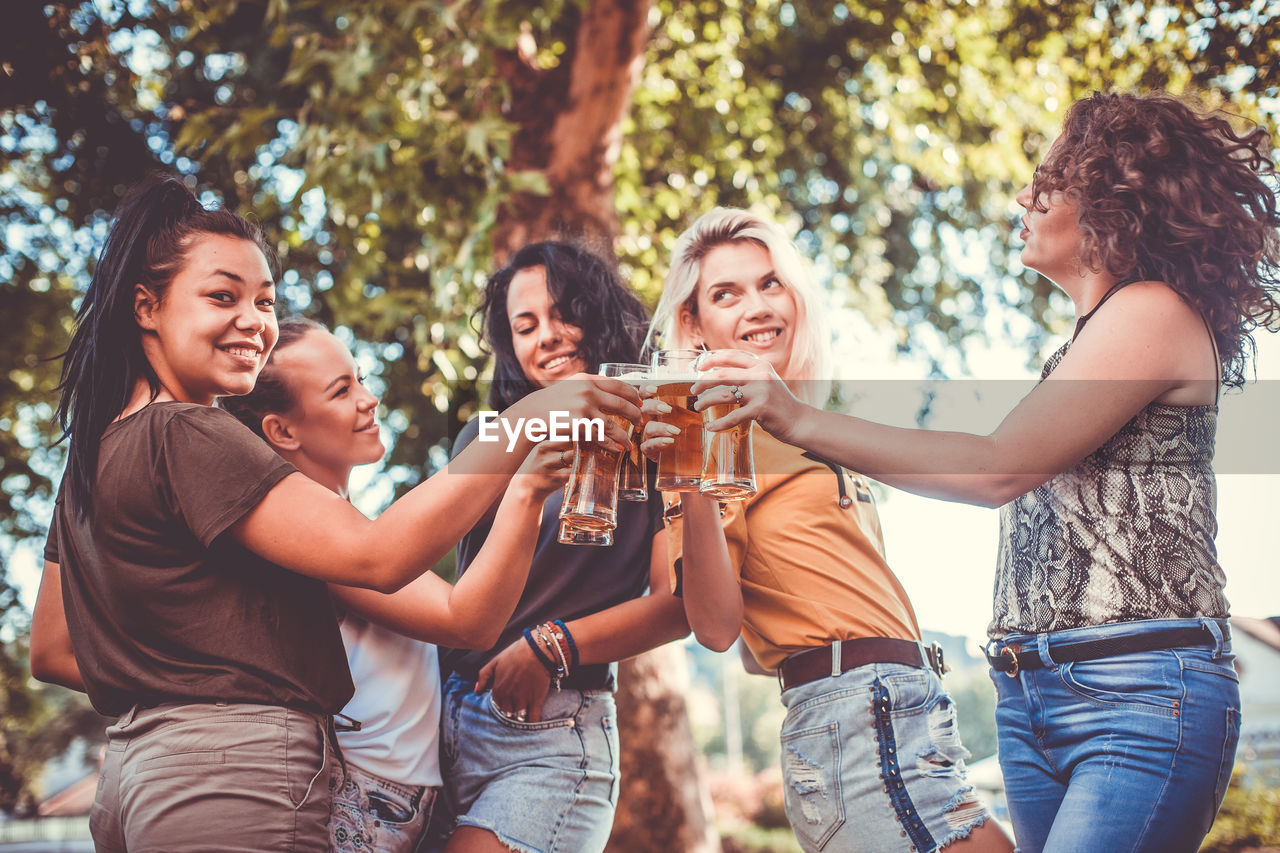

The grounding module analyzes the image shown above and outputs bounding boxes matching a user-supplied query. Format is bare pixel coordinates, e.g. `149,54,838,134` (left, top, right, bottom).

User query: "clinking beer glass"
557,363,637,537
611,363,651,502
694,350,758,500
649,349,704,492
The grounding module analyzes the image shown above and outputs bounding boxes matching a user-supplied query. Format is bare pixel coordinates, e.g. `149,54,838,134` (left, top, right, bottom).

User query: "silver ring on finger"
731,385,744,404
515,709,528,721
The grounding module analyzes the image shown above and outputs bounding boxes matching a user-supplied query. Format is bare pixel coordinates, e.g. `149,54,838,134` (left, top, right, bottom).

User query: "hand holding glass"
557,363,637,537
649,350,704,492
694,350,757,500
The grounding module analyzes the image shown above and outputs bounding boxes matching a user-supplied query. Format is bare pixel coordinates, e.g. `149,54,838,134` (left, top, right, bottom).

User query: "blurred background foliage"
1,0,1277,820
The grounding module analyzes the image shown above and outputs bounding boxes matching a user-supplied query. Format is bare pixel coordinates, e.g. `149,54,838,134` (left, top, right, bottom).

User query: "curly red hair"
1032,91,1280,387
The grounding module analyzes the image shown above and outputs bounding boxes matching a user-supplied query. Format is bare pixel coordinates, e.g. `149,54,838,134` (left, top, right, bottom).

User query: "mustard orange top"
665,428,921,670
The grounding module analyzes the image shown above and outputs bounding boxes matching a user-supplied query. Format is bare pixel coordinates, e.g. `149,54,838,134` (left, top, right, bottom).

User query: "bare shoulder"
1075,280,1207,347
1057,280,1216,387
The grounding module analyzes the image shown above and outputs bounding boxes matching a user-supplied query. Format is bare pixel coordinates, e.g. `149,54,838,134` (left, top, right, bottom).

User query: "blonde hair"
648,207,831,405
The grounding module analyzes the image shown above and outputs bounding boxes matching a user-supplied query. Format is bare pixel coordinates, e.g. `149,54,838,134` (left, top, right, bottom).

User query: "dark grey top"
439,418,664,688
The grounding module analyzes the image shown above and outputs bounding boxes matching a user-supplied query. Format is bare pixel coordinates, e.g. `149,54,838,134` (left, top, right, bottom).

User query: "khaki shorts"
90,702,336,852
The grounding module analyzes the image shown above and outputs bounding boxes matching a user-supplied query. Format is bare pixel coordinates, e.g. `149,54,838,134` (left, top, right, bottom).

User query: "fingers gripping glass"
608,363,650,502
556,363,639,543
694,350,757,500
649,349,704,492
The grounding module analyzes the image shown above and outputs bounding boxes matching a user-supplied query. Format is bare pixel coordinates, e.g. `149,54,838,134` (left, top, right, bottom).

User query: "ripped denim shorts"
779,662,992,853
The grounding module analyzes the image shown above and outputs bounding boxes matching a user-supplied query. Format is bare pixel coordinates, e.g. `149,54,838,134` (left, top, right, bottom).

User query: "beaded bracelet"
522,626,559,676
535,624,569,690
553,619,580,669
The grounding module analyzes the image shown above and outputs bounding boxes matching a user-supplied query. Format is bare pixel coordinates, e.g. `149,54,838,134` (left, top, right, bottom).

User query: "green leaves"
4,0,1279,606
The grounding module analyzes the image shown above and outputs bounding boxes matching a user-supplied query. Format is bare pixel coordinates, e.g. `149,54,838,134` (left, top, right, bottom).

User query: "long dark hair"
1032,91,1280,387
477,242,650,409
219,318,325,438
55,175,276,516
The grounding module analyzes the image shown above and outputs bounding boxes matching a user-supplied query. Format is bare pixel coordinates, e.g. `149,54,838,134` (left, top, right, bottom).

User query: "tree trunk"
491,0,653,263
491,3,719,848
607,647,720,853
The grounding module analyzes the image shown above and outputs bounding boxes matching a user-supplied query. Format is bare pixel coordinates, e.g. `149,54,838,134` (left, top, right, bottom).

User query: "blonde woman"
643,208,1011,853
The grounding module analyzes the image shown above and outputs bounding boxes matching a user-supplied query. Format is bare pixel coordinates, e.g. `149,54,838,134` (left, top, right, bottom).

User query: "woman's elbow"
352,555,414,595
961,474,1038,508
28,648,54,684
453,622,503,651
29,646,80,689
693,624,740,653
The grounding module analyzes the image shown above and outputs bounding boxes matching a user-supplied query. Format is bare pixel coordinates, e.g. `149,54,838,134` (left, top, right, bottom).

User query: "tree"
3,0,1277,825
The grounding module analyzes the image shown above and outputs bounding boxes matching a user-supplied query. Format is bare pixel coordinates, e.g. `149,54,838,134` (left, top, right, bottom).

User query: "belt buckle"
1000,645,1021,678
925,642,949,676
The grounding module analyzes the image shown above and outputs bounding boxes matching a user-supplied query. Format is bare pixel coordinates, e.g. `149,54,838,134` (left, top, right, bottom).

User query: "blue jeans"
779,662,993,852
989,617,1241,853
432,673,619,853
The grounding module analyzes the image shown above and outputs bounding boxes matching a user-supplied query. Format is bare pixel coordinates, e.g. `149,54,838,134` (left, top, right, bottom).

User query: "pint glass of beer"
605,363,651,502
557,364,636,534
558,518,613,546
695,350,757,500
649,349,703,492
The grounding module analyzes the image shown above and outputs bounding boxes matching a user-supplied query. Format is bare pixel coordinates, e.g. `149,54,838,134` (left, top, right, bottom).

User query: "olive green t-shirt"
45,403,353,717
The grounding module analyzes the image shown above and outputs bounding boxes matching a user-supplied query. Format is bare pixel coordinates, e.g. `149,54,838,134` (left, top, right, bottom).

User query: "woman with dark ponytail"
28,176,639,852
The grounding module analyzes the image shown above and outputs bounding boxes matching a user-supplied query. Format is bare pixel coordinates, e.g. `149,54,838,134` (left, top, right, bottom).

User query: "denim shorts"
989,617,1241,853
778,662,992,853
330,761,436,853
433,673,620,853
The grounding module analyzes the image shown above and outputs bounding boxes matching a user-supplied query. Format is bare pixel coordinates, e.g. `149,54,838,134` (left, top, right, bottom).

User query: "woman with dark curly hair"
689,91,1280,852
430,242,689,853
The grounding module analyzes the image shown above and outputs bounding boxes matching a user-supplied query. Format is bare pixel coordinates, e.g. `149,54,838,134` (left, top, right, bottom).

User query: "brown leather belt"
778,637,947,691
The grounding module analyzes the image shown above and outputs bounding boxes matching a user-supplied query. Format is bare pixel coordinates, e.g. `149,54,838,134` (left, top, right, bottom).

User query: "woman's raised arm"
693,283,1214,507
232,375,640,591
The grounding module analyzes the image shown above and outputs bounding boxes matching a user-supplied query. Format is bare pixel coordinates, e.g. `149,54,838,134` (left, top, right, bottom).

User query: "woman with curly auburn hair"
689,91,1280,852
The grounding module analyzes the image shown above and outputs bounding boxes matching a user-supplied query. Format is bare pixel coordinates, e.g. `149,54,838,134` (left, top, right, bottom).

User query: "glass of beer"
558,518,613,546
608,362,651,502
649,349,704,492
557,363,636,534
695,350,757,500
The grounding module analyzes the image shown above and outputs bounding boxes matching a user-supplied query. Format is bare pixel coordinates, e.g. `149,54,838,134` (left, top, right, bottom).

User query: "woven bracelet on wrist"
553,619,580,669
522,627,558,675
536,624,568,689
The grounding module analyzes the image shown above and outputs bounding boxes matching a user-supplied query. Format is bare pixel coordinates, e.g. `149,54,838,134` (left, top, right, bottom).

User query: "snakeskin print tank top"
990,291,1229,637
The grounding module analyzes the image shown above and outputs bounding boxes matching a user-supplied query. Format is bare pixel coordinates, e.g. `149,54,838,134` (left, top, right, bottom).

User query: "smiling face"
135,233,278,405
684,240,798,375
267,329,384,489
506,264,587,386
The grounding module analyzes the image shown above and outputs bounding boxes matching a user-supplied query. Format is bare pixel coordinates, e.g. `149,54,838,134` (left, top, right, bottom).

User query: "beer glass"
650,349,703,492
695,350,757,500
558,519,613,546
608,362,651,502
557,363,636,534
